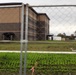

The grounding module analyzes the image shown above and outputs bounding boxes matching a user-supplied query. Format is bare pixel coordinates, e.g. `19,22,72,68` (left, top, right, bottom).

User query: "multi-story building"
0,3,50,41
37,13,50,40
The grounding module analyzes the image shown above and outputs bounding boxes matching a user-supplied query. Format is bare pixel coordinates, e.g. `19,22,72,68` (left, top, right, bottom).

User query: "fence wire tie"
20,40,28,43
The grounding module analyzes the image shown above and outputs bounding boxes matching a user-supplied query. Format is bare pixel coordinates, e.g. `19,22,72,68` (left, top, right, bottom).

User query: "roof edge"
38,13,50,20
0,2,23,6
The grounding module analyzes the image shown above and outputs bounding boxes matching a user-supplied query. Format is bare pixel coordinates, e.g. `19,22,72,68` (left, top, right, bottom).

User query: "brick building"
0,3,50,41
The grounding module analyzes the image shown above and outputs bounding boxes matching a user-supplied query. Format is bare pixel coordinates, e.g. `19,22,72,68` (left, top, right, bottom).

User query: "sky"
0,0,76,35
0,0,76,5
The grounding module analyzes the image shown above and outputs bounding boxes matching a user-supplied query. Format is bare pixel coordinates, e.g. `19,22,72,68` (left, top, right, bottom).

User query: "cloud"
50,24,76,35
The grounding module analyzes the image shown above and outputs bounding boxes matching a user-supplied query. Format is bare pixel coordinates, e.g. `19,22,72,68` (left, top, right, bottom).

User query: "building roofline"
29,6,38,14
38,13,50,20
0,3,50,20
0,2,23,6
29,6,50,20
0,3,38,14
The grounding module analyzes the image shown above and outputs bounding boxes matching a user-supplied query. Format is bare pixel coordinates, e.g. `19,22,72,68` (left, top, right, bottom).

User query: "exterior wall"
44,16,49,36
0,7,21,40
0,23,21,40
27,7,37,41
0,7,21,23
36,21,45,40
37,14,49,40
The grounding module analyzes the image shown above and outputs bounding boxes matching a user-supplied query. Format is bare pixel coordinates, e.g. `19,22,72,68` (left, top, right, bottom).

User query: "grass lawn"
0,53,76,75
0,40,76,75
0,41,76,51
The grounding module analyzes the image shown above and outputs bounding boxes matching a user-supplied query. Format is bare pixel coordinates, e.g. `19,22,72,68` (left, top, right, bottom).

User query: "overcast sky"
0,0,76,35
0,0,76,5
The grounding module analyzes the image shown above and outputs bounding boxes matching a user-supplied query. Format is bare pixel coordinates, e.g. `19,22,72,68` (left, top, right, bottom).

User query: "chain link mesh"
33,6,76,36
0,4,22,75
0,4,76,75
27,5,76,75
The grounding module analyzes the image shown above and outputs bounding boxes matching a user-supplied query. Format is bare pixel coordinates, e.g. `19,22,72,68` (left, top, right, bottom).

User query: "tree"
74,31,76,36
57,33,66,38
57,33,63,37
70,34,75,40
62,33,66,38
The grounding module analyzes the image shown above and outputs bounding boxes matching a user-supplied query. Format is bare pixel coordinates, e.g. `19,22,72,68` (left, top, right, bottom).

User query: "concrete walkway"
0,50,76,54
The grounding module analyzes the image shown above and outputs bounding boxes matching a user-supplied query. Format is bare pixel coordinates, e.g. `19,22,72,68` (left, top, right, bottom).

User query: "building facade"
0,3,50,41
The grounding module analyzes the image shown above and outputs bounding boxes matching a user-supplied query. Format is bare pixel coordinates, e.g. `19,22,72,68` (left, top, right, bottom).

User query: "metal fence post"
20,3,24,75
24,4,29,75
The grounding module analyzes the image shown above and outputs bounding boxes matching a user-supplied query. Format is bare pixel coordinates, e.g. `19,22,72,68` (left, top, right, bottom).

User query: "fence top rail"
30,5,76,7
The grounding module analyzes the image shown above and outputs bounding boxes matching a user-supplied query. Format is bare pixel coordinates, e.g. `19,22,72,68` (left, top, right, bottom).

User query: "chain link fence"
0,3,25,75
27,5,76,75
0,3,76,75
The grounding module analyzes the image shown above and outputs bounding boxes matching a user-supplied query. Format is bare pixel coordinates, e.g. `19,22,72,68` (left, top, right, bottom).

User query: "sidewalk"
0,50,76,54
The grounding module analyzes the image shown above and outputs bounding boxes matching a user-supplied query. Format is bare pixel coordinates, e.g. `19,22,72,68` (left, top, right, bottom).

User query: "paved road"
0,50,76,54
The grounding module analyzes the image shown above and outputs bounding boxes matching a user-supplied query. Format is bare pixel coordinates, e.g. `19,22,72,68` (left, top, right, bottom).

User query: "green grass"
0,42,20,50
0,52,76,75
0,41,76,75
0,41,76,51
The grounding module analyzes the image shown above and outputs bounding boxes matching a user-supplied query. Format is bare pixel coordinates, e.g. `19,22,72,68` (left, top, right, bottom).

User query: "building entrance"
2,32,15,40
